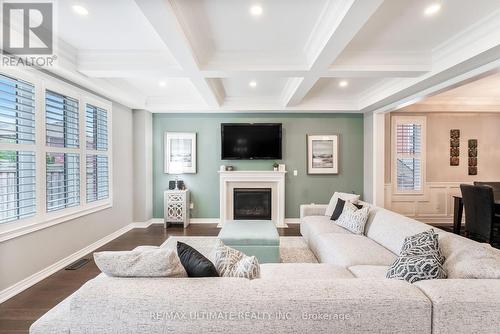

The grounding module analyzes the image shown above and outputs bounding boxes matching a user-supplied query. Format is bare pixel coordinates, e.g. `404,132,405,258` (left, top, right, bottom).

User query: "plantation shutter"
45,90,79,148
0,74,36,223
396,123,422,192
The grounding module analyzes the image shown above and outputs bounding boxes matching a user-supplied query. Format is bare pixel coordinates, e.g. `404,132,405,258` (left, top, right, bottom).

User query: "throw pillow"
330,198,363,221
213,240,260,279
94,248,187,277
325,192,360,217
334,202,369,234
400,229,445,262
177,241,219,277
386,229,447,283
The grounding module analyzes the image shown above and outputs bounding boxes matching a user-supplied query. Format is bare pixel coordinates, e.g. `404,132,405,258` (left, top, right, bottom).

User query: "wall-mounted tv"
221,123,282,160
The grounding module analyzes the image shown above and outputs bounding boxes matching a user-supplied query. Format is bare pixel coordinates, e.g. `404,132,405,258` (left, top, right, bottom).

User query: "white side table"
164,189,190,228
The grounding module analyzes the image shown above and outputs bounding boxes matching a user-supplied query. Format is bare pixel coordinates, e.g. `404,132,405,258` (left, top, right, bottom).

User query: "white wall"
364,112,385,206
363,112,374,203
0,102,133,292
132,109,153,222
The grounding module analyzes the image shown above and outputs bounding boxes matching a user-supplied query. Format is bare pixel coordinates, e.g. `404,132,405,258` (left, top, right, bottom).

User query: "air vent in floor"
65,258,90,270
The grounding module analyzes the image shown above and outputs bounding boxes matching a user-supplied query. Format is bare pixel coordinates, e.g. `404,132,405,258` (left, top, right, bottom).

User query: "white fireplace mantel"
219,171,287,227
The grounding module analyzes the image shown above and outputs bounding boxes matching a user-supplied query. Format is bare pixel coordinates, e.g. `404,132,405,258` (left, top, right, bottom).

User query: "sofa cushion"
334,202,370,235
177,242,219,277
94,248,187,278
260,263,355,280
364,206,432,254
348,265,389,279
438,232,500,279
330,199,364,220
314,233,397,267
400,229,444,262
415,279,500,334
70,277,431,334
214,240,260,279
30,295,71,334
325,192,360,217
386,229,447,283
300,215,351,243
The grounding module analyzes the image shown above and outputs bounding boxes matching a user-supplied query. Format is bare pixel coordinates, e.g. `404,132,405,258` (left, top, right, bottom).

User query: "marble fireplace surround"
218,171,286,227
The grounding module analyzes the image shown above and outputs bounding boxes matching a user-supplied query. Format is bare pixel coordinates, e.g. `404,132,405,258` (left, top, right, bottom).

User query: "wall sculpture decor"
468,139,478,175
450,129,460,166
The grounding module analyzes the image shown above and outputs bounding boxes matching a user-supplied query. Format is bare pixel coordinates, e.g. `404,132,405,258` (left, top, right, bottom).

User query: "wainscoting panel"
384,182,467,224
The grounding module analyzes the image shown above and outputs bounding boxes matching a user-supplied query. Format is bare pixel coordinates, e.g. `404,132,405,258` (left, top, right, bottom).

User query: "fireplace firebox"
233,188,272,220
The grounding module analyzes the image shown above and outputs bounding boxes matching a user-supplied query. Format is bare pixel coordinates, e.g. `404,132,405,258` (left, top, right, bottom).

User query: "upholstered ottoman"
218,220,280,263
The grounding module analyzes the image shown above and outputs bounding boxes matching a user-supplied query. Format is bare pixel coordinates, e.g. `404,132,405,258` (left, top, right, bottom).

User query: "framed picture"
307,135,338,174
164,132,196,174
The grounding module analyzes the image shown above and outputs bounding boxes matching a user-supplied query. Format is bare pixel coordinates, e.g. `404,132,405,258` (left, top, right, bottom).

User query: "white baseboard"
285,218,300,224
190,218,221,224
0,223,135,304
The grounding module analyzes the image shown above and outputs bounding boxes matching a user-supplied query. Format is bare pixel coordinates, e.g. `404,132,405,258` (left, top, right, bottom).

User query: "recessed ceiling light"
249,80,257,88
158,81,167,87
424,3,441,16
339,80,348,88
72,5,89,16
250,5,263,17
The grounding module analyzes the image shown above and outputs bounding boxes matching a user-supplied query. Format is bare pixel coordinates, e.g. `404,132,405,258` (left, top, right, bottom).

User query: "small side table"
164,189,190,228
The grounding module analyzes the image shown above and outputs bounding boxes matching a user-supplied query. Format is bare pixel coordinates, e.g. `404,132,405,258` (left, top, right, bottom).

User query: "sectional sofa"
30,202,500,334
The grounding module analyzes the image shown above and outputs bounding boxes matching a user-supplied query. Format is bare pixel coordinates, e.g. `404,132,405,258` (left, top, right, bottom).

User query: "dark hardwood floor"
0,224,300,334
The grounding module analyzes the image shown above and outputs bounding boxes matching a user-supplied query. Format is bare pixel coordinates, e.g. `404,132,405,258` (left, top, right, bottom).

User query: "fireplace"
233,188,272,220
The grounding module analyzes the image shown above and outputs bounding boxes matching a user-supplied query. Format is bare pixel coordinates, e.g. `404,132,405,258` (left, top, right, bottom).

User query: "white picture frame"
164,132,197,174
307,135,339,174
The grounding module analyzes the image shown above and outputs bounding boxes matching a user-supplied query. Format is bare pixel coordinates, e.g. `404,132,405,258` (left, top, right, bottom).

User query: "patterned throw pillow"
214,240,260,279
334,202,370,234
400,229,445,263
386,229,447,283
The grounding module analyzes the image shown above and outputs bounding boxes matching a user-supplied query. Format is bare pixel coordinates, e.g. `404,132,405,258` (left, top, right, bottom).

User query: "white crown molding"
359,9,500,114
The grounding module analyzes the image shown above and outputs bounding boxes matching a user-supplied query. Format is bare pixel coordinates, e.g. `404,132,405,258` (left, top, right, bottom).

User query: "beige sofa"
300,201,500,334
30,202,500,334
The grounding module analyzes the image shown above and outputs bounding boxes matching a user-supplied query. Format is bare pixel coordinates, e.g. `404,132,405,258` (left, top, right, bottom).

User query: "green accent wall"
153,113,363,218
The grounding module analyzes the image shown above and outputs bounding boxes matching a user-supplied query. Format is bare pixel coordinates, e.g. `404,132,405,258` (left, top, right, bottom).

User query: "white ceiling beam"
78,51,428,79
326,65,429,78
282,0,384,107
134,0,223,107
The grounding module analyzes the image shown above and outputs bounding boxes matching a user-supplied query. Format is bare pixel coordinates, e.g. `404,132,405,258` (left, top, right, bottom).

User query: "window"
86,155,108,202
0,74,36,224
0,70,112,240
0,150,36,223
45,90,79,148
392,116,426,193
85,103,109,203
46,153,80,212
86,104,107,150
0,74,35,144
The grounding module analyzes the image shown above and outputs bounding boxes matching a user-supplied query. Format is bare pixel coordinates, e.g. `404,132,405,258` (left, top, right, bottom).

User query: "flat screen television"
221,123,282,160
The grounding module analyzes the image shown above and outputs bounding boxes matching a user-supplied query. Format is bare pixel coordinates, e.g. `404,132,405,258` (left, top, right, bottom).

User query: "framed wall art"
164,132,197,174
307,135,339,174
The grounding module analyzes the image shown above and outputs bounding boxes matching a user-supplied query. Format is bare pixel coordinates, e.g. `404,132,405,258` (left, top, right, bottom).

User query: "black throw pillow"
177,242,219,277
330,198,363,221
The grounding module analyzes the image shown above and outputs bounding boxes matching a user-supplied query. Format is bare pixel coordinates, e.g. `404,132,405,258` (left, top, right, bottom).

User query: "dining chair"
460,184,500,246
473,181,500,199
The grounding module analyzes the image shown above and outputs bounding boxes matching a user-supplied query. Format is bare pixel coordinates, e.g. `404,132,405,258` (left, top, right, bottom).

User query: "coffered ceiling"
42,0,500,112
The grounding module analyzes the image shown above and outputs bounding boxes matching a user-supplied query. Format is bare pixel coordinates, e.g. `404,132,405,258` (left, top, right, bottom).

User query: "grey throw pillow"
214,240,260,279
94,248,187,277
387,229,447,283
334,202,369,234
